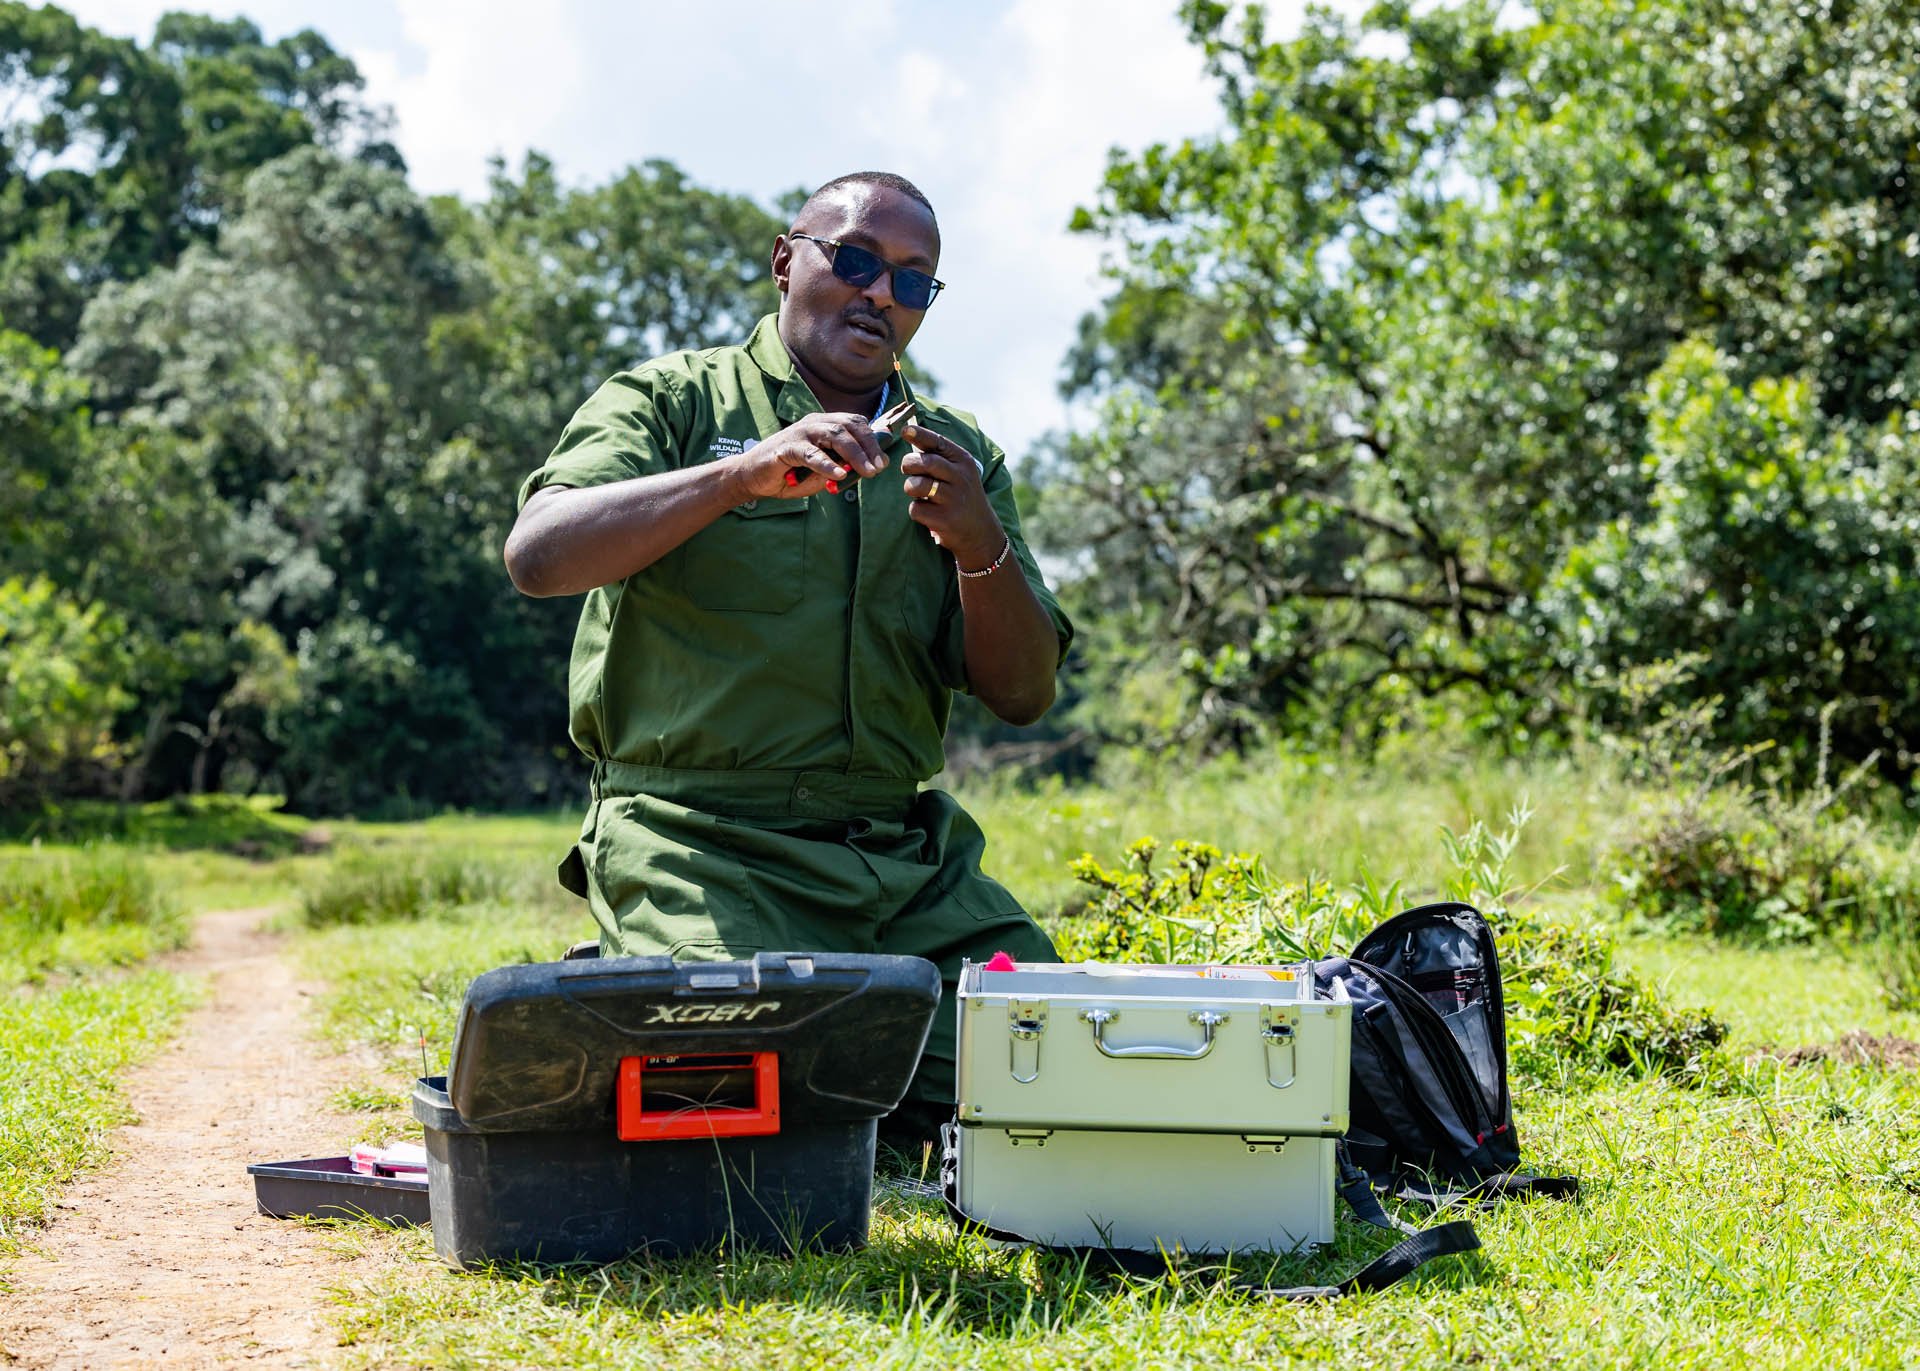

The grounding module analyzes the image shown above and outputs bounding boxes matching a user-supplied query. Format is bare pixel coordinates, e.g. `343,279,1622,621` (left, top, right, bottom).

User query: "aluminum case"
952,961,1351,1254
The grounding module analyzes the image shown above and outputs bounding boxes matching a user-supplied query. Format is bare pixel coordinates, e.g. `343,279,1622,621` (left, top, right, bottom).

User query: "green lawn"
6,770,1919,1365
315,1043,1920,1370
284,767,1919,1371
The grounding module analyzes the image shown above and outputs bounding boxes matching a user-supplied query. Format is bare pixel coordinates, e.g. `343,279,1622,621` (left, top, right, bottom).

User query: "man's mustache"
844,307,894,344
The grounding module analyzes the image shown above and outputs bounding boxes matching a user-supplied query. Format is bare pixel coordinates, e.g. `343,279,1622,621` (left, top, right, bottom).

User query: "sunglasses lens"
893,270,939,310
820,238,941,310
828,242,885,288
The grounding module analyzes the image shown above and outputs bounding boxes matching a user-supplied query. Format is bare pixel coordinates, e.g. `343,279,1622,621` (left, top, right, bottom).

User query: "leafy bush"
272,617,507,816
1610,788,1899,940
1553,342,1920,780
1058,812,1725,1082
1600,672,1911,941
0,575,134,805
0,848,186,982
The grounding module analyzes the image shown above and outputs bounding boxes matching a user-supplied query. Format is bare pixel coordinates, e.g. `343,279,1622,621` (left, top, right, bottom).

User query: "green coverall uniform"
518,314,1072,1116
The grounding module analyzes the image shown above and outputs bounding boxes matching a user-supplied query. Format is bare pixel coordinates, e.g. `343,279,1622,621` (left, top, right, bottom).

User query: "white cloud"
353,0,594,196
59,0,1362,456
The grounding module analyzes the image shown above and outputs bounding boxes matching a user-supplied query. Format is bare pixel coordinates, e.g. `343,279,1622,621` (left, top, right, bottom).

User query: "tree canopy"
4,0,1917,809
1047,0,1920,776
2,5,782,810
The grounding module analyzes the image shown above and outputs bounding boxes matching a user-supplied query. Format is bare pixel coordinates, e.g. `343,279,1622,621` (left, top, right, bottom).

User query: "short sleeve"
936,436,1075,690
516,367,691,509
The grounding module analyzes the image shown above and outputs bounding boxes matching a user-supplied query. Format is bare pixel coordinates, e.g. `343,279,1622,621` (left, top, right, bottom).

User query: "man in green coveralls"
503,171,1071,1146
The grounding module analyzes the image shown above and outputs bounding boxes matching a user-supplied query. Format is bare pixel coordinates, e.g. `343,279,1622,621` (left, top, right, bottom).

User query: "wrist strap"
957,537,1013,578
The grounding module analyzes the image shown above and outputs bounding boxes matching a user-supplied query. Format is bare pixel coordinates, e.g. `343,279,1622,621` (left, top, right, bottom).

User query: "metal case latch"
1241,1135,1289,1154
1260,1004,1299,1089
1008,999,1048,1083
1006,1128,1054,1147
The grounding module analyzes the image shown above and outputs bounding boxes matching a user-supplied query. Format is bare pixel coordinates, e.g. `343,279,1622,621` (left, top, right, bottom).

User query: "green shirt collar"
745,313,794,381
745,312,913,422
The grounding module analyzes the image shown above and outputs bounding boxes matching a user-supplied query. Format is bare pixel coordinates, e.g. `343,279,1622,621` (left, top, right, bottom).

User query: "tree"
4,8,811,810
0,575,132,804
0,3,390,349
1053,0,1920,769
1549,343,1920,771
63,141,786,809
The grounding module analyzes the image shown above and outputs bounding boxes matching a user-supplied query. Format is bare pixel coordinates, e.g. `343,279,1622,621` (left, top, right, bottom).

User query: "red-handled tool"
781,360,913,495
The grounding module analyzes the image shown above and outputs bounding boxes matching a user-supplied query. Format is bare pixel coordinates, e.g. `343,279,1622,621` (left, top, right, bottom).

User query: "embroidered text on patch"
710,436,749,458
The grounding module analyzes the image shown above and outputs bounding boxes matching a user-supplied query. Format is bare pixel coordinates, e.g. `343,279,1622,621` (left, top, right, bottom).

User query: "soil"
0,908,406,1370
1773,1029,1920,1071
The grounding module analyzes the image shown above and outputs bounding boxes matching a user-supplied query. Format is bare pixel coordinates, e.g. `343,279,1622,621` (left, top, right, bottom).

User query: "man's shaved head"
793,171,939,250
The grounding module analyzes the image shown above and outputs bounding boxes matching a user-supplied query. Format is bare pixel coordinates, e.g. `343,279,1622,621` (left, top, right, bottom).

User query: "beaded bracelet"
956,536,1013,579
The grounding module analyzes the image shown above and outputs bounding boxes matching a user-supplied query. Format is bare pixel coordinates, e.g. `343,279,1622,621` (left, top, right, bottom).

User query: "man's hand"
733,412,889,500
898,423,1005,569
505,411,893,597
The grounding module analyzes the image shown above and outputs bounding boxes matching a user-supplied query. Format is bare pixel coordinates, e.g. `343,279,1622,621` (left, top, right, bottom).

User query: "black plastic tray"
248,1155,430,1226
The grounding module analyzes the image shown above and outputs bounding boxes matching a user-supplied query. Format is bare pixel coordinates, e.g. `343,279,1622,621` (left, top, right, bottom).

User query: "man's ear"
770,235,792,294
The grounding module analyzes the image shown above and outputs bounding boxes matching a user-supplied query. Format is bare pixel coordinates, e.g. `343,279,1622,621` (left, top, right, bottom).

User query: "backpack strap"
1245,1159,1581,1300
1238,1142,1481,1300
1238,1221,1482,1299
1390,1169,1581,1210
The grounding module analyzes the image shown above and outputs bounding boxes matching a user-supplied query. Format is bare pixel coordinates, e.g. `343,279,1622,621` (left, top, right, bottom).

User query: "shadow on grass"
1,795,319,856
446,1193,1493,1334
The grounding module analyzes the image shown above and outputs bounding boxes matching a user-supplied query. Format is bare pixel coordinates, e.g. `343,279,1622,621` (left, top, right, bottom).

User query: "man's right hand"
729,412,889,500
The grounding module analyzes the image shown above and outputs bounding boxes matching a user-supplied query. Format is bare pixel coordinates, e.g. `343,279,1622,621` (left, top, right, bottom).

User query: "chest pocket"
682,497,809,613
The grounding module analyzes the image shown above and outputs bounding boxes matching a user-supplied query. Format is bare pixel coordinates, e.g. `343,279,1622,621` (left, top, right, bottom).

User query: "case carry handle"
1080,1007,1227,1060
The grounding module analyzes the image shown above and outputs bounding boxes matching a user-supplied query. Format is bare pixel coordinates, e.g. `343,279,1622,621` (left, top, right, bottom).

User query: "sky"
62,0,1350,460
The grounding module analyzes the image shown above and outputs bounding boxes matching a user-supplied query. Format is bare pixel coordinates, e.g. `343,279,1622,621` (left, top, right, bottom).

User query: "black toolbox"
411,950,941,1267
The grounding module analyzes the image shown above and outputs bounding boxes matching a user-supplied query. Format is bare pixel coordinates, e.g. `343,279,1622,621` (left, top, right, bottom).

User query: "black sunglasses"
790,233,945,311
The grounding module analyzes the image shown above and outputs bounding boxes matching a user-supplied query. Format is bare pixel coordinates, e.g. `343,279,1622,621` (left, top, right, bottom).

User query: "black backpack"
1245,900,1578,1298
941,900,1577,1298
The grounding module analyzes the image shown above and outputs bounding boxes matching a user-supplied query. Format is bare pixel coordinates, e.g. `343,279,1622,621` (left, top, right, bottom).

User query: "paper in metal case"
951,960,1351,1254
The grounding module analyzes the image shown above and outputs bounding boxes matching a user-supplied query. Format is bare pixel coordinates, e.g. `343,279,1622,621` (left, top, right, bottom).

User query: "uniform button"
795,786,812,800
842,488,857,503
742,498,759,510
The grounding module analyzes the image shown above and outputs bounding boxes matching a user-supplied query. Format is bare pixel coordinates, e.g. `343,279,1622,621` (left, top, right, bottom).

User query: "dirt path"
0,908,403,1370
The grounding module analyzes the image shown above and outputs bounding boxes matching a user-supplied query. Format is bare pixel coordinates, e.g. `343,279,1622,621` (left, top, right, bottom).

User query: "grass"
957,749,1626,916
0,970,199,1265
7,759,1920,1365
316,1057,1920,1369
275,773,1920,1370
1615,933,1916,1047
0,792,312,851
0,844,204,1267
0,847,190,983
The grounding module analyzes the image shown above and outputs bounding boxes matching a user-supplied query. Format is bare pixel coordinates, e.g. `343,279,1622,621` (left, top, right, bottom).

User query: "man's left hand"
899,423,1004,570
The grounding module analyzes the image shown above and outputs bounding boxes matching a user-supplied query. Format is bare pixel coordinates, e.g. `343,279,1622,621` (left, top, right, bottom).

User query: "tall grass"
298,844,574,927
959,748,1629,916
0,848,188,983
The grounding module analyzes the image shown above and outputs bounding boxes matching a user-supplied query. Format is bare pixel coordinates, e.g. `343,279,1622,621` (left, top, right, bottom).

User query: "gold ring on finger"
926,480,941,502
